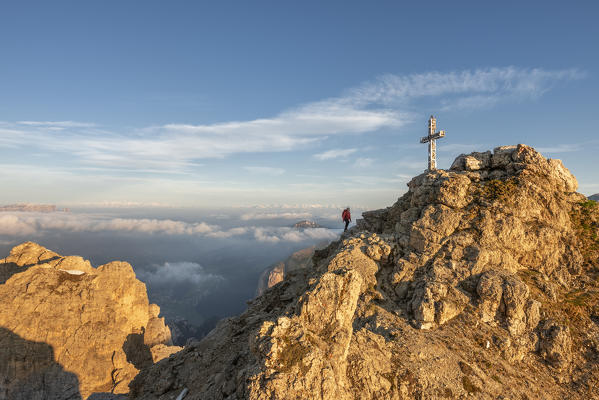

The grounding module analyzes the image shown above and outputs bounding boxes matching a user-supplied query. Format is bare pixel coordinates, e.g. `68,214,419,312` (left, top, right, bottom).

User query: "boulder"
0,242,182,399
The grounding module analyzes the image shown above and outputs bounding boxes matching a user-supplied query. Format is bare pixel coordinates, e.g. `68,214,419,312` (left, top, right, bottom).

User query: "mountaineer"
341,207,351,232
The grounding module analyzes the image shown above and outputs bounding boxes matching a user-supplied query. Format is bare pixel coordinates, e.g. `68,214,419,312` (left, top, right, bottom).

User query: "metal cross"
420,115,445,171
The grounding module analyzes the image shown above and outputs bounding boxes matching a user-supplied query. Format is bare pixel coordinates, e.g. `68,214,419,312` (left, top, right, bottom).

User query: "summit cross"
420,115,445,171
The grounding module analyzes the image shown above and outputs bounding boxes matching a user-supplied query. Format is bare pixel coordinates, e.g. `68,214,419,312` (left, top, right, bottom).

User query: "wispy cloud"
314,148,358,160
243,166,285,176
354,157,374,168
0,67,582,173
349,67,584,107
16,121,97,129
440,95,500,111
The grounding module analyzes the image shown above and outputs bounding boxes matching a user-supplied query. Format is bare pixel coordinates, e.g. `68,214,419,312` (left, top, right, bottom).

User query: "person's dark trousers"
344,220,349,231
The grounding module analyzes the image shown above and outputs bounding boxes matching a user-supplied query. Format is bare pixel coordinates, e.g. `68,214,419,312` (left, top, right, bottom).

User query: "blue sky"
1,1,597,208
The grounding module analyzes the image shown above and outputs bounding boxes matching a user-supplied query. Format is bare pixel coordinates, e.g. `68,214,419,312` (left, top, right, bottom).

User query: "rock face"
255,246,315,296
130,144,599,399
0,242,182,399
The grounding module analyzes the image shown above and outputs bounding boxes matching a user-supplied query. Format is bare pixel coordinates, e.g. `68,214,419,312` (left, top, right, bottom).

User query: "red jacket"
342,209,351,221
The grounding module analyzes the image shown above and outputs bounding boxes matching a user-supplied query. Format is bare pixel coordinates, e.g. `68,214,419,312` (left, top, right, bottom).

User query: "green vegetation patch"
558,288,599,334
569,200,599,263
476,178,519,203
581,200,598,210
564,289,595,307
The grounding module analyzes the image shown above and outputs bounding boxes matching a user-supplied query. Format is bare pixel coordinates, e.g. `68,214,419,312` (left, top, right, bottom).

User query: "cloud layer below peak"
0,212,340,243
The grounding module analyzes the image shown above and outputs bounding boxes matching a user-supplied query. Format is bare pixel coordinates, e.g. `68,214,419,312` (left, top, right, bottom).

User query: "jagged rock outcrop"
0,242,182,399
130,144,599,399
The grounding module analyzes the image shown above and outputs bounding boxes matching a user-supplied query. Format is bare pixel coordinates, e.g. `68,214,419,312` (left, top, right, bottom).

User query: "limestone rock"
256,262,285,296
538,319,573,371
0,242,182,399
255,246,315,296
129,145,599,399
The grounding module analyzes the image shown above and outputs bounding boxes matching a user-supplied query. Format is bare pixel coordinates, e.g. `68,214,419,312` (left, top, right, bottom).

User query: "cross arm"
420,130,445,143
431,130,445,139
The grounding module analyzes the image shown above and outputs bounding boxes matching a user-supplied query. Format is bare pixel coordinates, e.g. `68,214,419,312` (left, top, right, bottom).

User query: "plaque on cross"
420,115,445,171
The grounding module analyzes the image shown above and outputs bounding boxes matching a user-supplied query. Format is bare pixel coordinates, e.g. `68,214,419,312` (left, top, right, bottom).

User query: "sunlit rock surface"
130,145,599,399
0,242,182,399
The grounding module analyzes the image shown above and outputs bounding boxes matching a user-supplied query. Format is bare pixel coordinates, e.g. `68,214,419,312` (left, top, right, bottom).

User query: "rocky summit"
0,242,181,400
130,145,599,400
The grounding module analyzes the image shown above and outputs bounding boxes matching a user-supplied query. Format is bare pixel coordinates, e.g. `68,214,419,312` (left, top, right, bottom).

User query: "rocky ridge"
0,203,65,212
126,145,598,399
0,242,182,399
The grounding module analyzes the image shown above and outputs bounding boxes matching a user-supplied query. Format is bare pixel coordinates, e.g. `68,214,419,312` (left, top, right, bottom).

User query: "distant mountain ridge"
292,220,323,229
589,193,599,201
0,203,68,212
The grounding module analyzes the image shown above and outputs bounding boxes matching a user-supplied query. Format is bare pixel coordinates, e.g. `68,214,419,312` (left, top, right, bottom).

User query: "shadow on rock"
87,393,128,400
0,256,61,284
0,327,82,400
122,330,153,370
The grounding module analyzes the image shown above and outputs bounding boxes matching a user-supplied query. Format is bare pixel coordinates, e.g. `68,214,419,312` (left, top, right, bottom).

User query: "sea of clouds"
0,212,338,243
0,206,352,327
